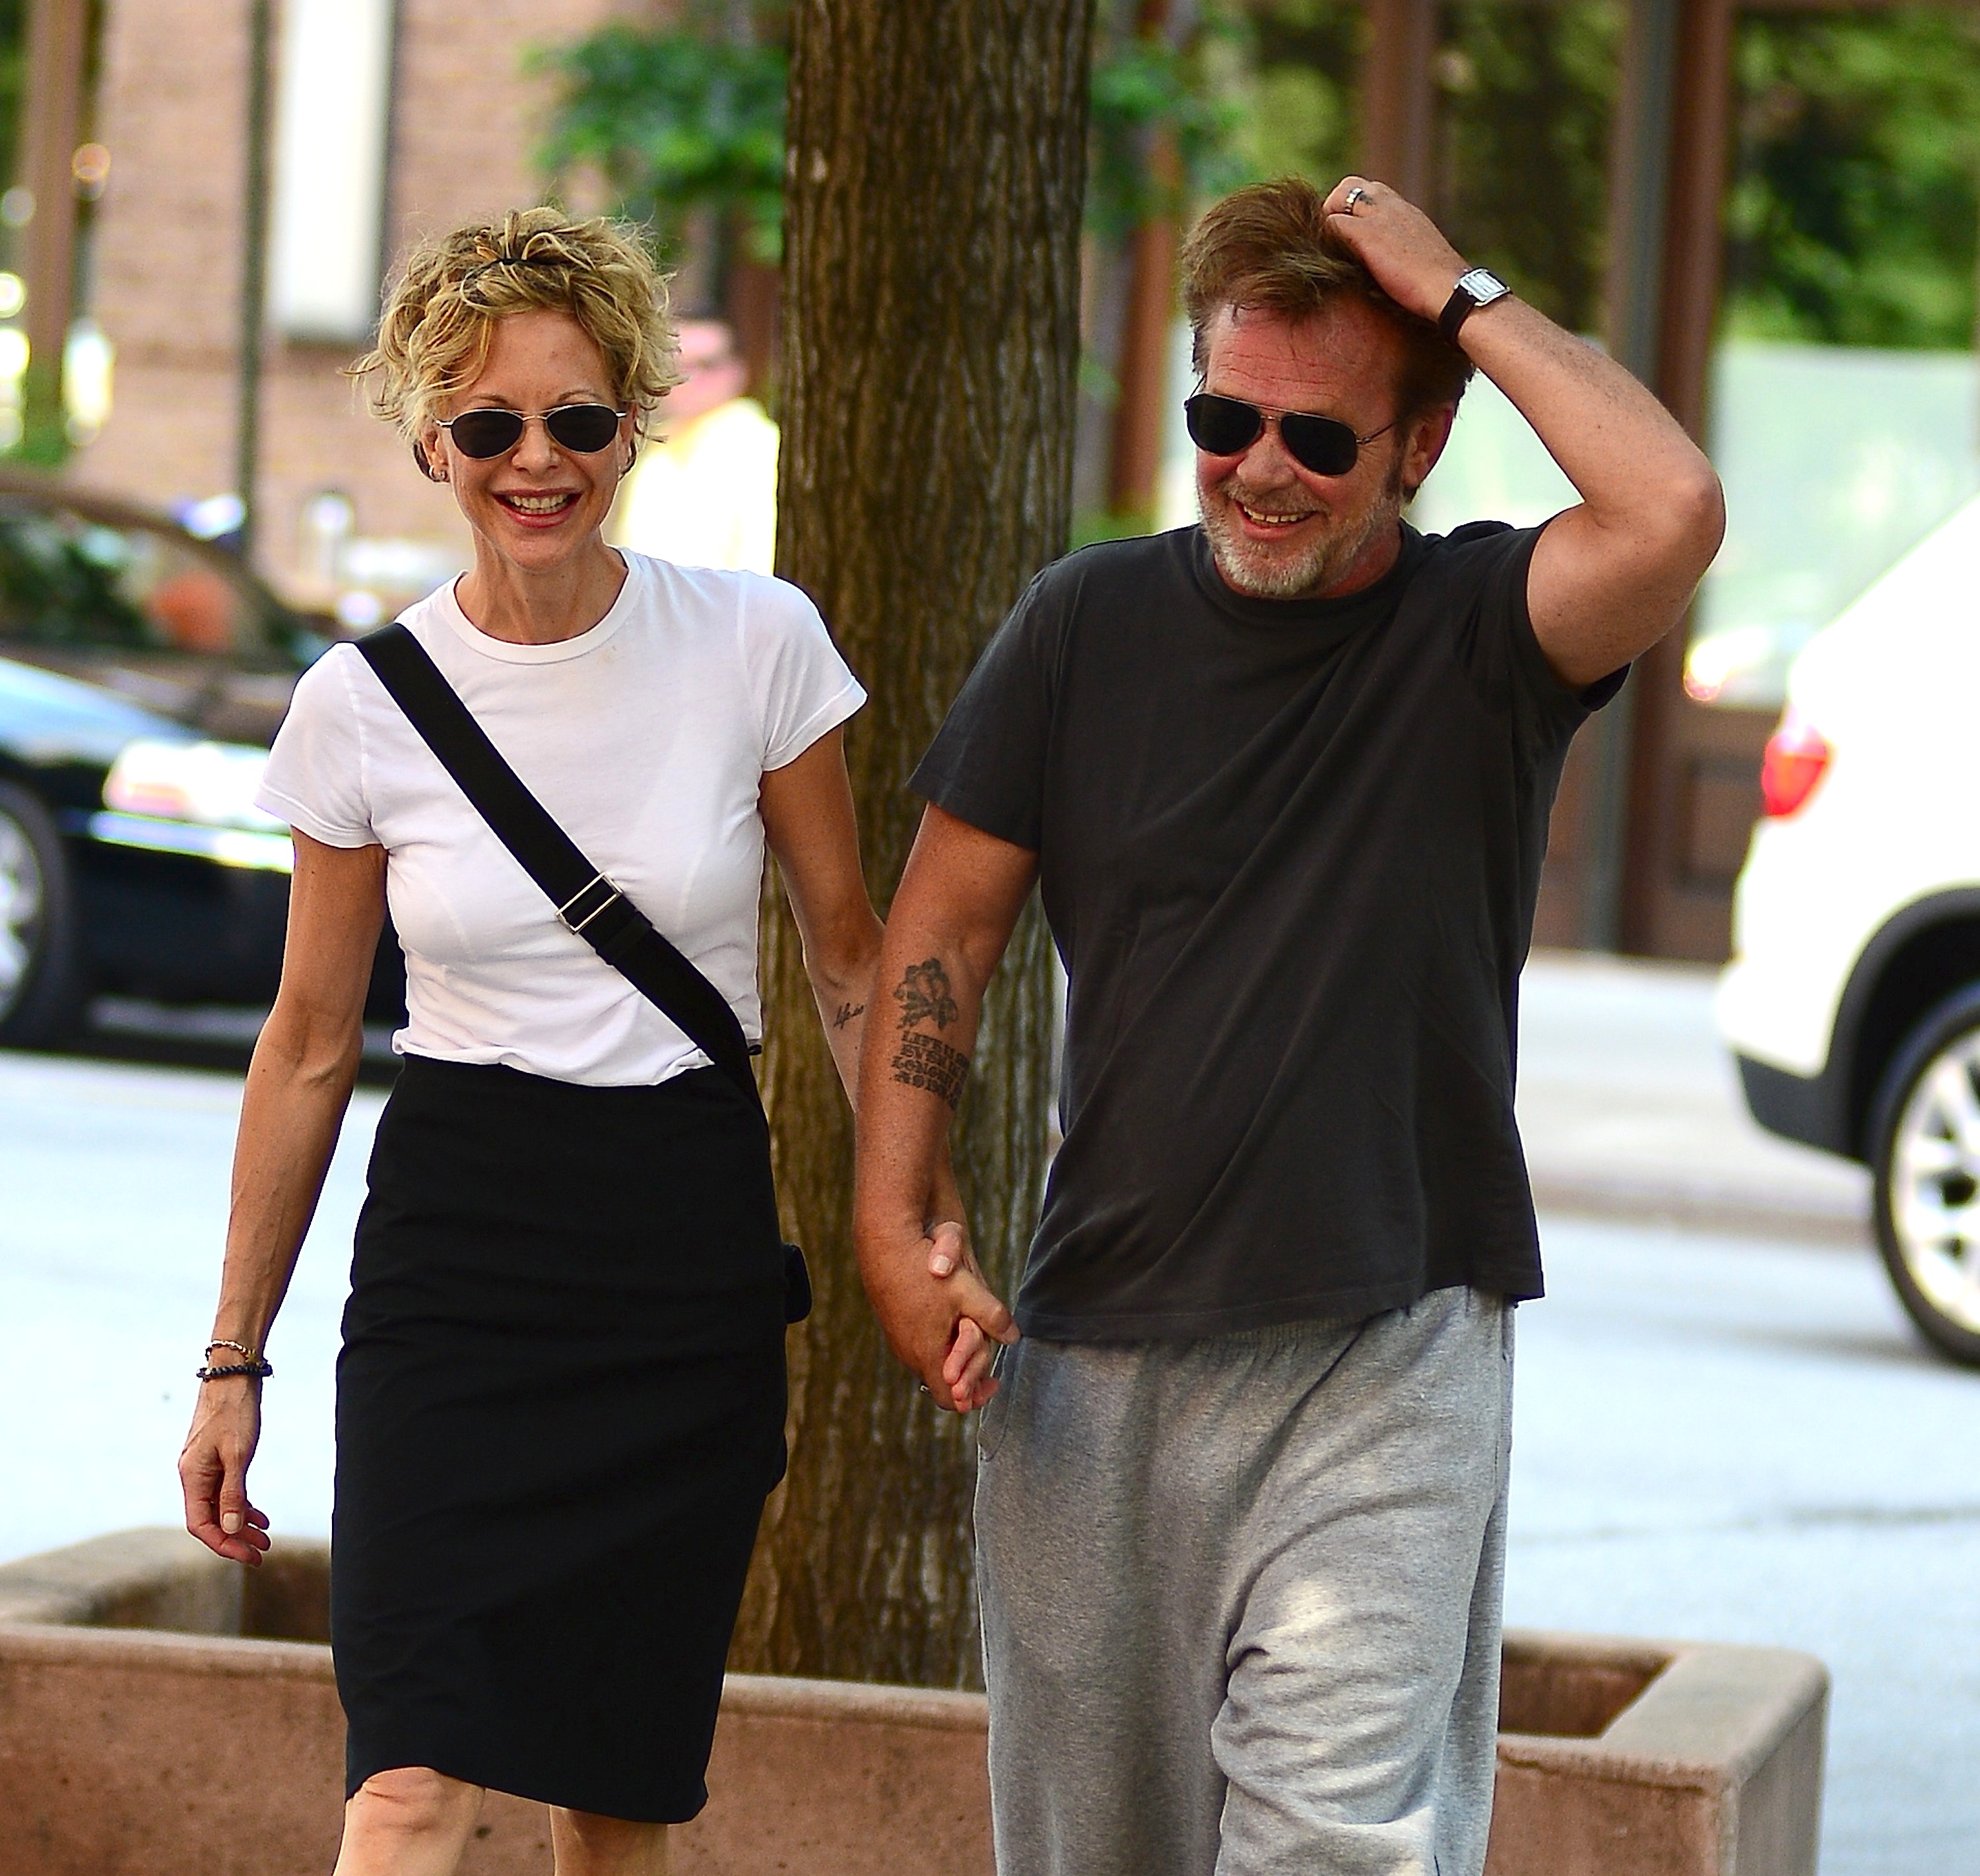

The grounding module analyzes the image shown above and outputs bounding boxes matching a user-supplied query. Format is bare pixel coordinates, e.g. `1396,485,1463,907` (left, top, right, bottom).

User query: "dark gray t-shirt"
912,520,1618,1340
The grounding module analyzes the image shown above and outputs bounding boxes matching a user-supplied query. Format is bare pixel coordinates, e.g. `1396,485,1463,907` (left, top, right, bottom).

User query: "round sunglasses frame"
436,403,629,460
1183,393,1396,479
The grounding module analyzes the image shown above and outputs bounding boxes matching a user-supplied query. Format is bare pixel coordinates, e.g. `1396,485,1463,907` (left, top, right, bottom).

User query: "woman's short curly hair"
354,207,680,442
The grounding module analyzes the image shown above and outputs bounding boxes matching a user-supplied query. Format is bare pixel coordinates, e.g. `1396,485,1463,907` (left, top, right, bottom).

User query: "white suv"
1718,493,1980,1365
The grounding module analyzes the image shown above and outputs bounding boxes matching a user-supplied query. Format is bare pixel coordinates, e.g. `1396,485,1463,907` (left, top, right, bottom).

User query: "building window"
267,0,397,344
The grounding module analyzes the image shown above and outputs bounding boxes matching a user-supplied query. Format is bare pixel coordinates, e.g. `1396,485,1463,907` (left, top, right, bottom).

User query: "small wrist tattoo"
892,1031,970,1110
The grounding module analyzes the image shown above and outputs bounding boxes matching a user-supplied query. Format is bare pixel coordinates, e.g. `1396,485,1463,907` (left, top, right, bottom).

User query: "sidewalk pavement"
1517,949,1871,1246
52,950,1872,1252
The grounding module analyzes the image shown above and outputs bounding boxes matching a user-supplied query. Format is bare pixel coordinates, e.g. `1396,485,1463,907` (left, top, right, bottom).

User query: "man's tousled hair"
1179,177,1474,419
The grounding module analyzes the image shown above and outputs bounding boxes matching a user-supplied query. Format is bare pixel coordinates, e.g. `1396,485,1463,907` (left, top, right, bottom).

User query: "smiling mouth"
1233,495,1319,531
497,491,579,517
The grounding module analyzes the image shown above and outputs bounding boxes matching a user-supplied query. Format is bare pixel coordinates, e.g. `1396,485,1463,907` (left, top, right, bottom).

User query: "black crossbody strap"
354,622,762,1110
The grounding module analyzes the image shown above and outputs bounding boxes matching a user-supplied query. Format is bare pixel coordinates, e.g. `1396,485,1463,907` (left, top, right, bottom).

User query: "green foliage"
535,15,787,263
1725,9,1980,349
1204,0,1619,334
543,3,1258,261
0,0,24,195
1087,17,1253,239
1238,0,1359,187
1431,1,1621,335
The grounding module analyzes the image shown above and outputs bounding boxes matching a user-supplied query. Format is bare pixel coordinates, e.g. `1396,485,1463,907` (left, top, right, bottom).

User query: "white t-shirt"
257,552,865,1087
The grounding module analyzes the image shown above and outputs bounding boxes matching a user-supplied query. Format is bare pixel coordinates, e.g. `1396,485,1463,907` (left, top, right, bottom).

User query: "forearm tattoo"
889,957,968,1107
831,1001,865,1029
893,957,959,1031
892,1031,970,1109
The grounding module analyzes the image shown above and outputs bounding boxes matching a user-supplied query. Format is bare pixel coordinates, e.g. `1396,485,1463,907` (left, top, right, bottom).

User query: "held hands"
178,1381,273,1567
1320,178,1470,329
857,1210,1018,1414
925,1219,1018,1412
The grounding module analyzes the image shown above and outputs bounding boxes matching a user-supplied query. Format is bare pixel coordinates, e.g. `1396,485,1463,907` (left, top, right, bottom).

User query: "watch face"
1460,267,1509,302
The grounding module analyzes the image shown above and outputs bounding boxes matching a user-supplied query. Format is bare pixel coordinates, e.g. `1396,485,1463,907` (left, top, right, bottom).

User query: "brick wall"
73,0,635,600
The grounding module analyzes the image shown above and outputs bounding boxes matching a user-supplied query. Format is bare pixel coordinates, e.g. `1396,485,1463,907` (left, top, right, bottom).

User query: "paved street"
1510,1217,1980,1876
4,1019,1979,1872
0,1050,378,1565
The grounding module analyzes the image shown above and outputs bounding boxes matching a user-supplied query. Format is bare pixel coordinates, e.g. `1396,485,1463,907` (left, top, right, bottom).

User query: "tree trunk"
731,0,1094,1691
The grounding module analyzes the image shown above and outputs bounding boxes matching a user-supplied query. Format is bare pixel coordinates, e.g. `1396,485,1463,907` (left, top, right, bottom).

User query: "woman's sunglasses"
1183,393,1395,478
436,403,627,460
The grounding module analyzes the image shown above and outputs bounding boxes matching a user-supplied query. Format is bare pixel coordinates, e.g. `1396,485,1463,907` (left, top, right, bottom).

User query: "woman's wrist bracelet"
196,1359,272,1382
197,1341,272,1382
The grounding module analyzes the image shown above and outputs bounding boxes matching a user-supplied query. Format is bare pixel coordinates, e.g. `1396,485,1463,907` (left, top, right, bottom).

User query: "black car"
0,470,399,1047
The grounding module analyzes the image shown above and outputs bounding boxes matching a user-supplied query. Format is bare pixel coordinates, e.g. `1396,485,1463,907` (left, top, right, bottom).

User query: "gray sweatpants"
974,1285,1513,1876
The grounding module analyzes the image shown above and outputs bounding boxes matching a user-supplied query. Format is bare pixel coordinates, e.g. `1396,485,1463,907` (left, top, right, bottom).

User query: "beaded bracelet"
196,1356,273,1382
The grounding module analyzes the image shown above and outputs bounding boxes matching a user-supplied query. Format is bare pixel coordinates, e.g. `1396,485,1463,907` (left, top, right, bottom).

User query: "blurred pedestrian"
854,176,1725,1876
178,207,898,1876
611,317,778,573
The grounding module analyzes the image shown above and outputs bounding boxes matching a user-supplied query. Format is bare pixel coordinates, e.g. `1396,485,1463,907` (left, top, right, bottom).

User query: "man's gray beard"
1198,467,1404,602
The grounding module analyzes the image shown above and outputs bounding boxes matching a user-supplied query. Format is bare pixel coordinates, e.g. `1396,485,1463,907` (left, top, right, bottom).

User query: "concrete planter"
0,1530,1825,1875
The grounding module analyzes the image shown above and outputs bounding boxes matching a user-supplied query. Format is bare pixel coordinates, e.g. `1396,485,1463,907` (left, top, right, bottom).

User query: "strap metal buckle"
556,872,626,934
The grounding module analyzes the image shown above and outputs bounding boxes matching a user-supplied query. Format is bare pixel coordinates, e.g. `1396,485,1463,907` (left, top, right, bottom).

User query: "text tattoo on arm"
892,1032,970,1110
831,1002,865,1029
889,958,967,1107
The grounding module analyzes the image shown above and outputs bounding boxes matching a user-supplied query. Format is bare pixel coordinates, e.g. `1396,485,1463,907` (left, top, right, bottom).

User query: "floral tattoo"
893,958,959,1031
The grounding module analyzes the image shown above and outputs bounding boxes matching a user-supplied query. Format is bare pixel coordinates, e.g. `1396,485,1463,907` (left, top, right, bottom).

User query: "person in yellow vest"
610,317,778,573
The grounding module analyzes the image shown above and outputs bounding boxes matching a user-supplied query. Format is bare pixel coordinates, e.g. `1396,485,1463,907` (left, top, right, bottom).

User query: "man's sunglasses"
436,403,627,460
1183,393,1395,478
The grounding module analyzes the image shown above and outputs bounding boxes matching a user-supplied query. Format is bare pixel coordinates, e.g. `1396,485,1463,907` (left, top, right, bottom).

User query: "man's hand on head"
1319,178,1470,327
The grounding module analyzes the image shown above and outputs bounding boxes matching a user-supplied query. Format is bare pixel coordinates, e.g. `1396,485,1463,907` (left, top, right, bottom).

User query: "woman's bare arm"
758,728,884,1105
760,730,976,1275
179,831,385,1565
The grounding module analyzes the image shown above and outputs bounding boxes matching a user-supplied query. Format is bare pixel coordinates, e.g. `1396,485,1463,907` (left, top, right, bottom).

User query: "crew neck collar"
1185,521,1426,630
436,552,641,664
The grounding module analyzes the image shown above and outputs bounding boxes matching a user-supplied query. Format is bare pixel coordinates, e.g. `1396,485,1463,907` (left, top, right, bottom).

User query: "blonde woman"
177,209,888,1875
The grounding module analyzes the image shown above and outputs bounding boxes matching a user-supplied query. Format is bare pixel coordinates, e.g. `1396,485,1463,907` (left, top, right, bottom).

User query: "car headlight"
102,738,285,830
93,738,293,872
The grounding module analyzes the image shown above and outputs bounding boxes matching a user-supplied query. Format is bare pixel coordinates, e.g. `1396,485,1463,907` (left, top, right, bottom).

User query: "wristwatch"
1439,267,1511,345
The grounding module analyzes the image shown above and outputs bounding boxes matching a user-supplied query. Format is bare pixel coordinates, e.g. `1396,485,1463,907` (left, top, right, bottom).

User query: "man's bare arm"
855,804,1038,1411
1323,177,1726,690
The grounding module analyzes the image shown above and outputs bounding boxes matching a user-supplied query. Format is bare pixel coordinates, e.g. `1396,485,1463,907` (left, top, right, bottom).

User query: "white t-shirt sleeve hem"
253,782,381,850
763,674,867,772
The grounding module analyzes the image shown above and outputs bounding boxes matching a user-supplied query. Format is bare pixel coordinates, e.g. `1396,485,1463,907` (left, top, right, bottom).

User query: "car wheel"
0,781,86,1048
1871,983,1980,1367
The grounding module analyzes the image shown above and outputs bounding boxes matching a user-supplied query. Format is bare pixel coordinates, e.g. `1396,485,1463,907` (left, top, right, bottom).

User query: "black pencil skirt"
331,1055,788,1823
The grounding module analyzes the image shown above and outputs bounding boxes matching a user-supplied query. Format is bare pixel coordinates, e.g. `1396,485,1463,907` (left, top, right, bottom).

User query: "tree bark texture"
732,0,1094,1690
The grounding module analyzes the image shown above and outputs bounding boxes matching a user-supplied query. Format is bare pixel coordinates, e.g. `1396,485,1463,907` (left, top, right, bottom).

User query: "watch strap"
1439,268,1509,345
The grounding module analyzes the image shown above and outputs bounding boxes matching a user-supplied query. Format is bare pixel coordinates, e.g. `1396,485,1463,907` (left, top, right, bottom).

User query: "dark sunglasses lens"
1184,395,1263,457
1278,413,1360,477
544,405,622,453
449,410,525,458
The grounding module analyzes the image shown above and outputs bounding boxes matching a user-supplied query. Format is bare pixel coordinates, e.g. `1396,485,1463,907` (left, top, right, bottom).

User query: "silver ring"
1344,185,1368,214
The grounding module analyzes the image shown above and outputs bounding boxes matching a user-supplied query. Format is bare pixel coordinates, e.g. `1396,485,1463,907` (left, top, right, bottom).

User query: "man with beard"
853,176,1723,1876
